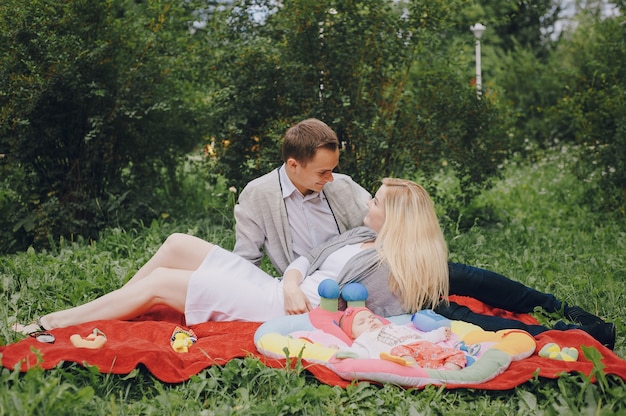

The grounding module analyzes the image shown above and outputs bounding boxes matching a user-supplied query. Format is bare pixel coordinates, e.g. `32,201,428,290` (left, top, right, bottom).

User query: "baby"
338,307,467,370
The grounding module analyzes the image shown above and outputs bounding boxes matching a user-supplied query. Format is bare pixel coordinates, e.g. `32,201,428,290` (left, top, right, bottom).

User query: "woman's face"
364,185,388,232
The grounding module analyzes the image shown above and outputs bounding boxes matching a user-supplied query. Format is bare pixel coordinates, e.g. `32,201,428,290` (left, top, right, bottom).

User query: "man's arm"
232,169,294,274
232,195,266,267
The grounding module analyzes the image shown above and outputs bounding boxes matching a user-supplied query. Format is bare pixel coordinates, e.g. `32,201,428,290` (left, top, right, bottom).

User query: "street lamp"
470,23,486,98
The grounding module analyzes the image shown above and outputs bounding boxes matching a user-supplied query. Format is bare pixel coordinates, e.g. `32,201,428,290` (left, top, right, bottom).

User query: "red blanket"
2,296,625,389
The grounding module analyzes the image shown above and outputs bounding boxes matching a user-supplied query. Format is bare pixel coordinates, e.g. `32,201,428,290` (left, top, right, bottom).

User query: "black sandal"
25,318,55,344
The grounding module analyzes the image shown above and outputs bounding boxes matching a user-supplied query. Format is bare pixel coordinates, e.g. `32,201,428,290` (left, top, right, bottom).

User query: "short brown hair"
282,118,339,165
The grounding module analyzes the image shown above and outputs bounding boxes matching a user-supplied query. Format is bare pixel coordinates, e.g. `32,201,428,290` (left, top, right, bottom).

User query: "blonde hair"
375,178,449,312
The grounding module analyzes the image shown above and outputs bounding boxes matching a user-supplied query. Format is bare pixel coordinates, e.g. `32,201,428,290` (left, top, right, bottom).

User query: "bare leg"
32,267,194,330
126,234,214,286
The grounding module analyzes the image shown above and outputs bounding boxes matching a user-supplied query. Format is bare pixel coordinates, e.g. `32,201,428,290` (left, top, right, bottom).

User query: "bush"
0,163,32,252
0,0,211,252
204,0,509,197
551,14,626,216
487,11,626,217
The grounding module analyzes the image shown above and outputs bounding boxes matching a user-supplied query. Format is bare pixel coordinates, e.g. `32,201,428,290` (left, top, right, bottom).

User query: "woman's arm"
282,268,312,314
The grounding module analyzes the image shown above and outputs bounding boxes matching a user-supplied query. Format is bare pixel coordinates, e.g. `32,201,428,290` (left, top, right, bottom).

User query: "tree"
205,0,509,200
553,12,626,215
458,0,561,59
0,0,213,251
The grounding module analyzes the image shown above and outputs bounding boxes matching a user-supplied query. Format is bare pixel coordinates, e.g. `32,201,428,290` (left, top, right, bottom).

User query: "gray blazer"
233,167,370,274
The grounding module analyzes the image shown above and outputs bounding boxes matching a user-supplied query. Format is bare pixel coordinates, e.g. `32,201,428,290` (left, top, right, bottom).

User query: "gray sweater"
233,167,370,274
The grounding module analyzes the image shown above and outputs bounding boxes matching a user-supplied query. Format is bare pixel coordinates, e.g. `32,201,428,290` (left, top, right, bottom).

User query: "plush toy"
340,283,368,308
70,328,107,349
539,343,579,362
170,326,197,353
412,309,452,332
318,279,341,312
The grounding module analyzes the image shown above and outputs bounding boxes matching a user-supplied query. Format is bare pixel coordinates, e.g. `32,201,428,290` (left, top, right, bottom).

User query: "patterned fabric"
391,342,467,369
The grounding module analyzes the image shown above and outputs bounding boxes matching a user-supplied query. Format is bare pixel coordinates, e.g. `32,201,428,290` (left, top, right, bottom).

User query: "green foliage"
490,46,565,148
486,9,626,216
0,163,33,253
401,59,509,210
0,0,213,252
203,0,508,196
1,364,96,415
463,0,560,58
551,14,626,216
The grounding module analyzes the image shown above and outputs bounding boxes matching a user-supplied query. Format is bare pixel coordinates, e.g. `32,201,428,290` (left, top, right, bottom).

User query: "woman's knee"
142,268,189,305
164,233,191,249
162,233,206,257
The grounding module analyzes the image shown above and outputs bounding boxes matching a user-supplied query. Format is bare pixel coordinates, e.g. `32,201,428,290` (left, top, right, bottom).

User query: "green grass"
1,146,625,415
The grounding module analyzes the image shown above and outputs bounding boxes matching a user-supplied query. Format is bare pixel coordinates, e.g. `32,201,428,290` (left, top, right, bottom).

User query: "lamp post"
470,23,486,98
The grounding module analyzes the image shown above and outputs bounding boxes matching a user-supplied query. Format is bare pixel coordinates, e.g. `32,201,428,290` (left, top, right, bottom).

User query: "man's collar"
278,164,297,198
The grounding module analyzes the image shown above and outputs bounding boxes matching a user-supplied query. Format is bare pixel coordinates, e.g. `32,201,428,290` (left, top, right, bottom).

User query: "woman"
284,178,448,318
14,178,446,333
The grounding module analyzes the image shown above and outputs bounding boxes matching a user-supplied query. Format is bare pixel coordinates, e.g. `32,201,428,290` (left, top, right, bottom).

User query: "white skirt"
184,246,285,325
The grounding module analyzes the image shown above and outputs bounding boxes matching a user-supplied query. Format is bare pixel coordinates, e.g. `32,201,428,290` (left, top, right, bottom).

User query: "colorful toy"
170,327,197,353
538,343,579,362
70,328,107,349
340,282,368,307
412,309,452,332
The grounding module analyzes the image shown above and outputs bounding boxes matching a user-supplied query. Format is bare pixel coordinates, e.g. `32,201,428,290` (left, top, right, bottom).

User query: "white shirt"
287,243,362,307
279,165,340,259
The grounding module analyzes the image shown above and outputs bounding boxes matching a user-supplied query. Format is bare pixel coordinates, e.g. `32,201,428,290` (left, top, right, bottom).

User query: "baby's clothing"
390,342,467,369
347,324,466,369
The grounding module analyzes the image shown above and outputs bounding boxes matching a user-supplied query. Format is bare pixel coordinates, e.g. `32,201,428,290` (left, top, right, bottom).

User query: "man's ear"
286,157,299,170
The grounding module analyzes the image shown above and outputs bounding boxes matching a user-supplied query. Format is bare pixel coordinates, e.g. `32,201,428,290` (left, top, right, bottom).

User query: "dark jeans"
433,262,563,336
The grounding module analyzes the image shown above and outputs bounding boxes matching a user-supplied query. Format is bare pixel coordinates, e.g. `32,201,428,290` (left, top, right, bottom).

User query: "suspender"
322,189,341,234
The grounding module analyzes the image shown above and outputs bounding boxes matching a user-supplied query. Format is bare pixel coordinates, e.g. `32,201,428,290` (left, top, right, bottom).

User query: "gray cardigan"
233,167,370,274
304,227,406,317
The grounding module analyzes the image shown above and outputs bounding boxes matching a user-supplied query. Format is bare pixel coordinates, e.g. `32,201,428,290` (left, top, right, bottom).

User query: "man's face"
351,310,384,339
286,147,339,195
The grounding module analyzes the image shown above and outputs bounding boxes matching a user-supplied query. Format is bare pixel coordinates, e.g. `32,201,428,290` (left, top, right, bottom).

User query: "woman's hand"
282,270,312,315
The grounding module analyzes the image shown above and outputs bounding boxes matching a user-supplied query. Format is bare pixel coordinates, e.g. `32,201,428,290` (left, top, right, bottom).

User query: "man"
233,118,370,274
232,118,616,349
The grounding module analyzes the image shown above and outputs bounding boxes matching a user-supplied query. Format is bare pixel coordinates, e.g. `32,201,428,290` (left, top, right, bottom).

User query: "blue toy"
411,309,452,332
340,282,368,307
